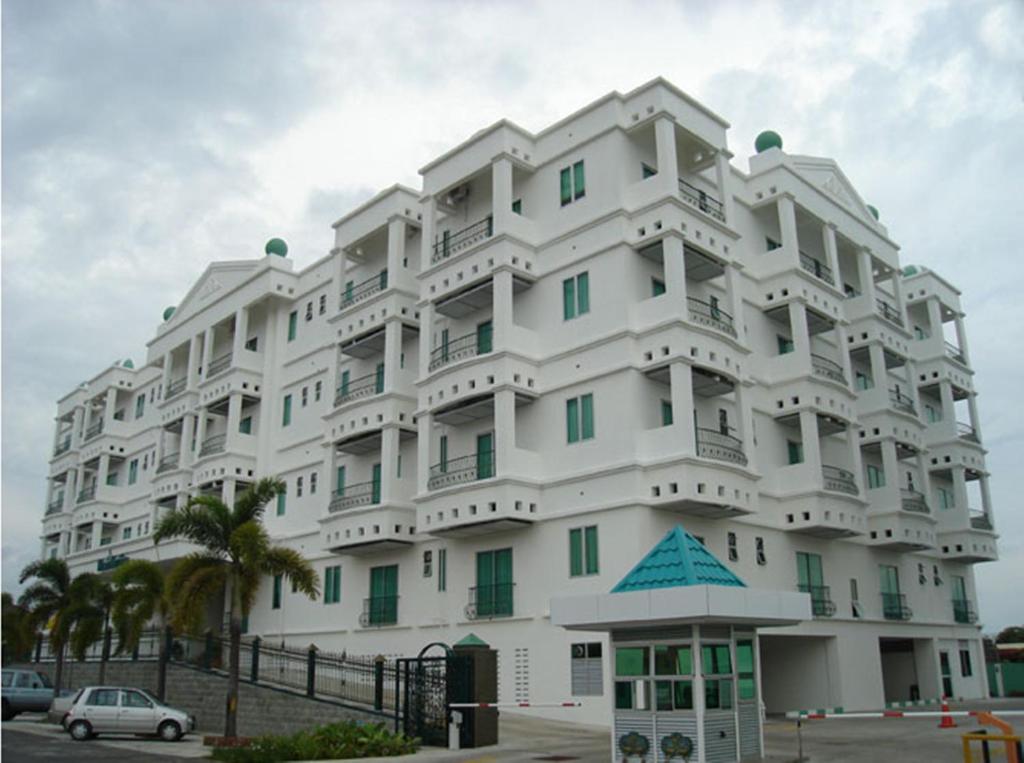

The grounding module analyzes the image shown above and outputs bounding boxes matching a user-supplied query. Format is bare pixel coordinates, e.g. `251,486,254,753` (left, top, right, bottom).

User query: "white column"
492,269,514,349
161,352,173,397
419,302,435,379
91,521,103,550
926,298,944,340
952,467,969,514
63,468,77,511
904,360,924,415
734,383,755,467
857,249,877,301
386,218,406,279
221,478,237,509
334,245,347,313
834,323,854,389
939,381,956,427
225,393,243,450
823,223,840,287
869,344,887,390
187,334,202,390
491,157,513,234
420,196,437,273
966,394,982,441
777,195,799,254
202,327,215,379
669,362,696,455
724,264,743,338
881,440,900,503
72,405,85,447
73,465,85,501
663,235,687,299
232,307,249,360
654,117,678,196
416,412,433,494
954,315,971,365
379,426,400,504
979,475,993,515
103,389,118,426
788,302,812,368
494,389,516,477
194,408,208,459
799,410,822,477
847,427,865,494
97,453,111,488
383,320,403,393
692,625,706,759
714,150,735,224
916,451,933,506
181,414,196,467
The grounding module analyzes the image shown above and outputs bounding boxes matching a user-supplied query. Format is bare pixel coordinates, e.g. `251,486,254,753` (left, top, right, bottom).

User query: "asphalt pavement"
1,715,208,761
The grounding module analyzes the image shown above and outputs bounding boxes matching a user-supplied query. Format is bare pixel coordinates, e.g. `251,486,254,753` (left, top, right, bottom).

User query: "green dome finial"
755,130,783,153
265,238,288,257
122,359,135,369
867,204,879,221
162,306,176,321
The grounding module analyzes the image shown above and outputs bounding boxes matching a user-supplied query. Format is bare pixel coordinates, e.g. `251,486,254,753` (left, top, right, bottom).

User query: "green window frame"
651,277,666,297
374,362,385,394
287,311,297,342
239,416,252,435
569,525,599,577
106,471,118,486
938,486,953,509
272,574,282,609
559,161,585,206
437,548,447,592
855,371,873,390
736,640,756,701
282,394,292,426
702,643,734,710
276,490,286,516
475,548,513,617
560,167,573,206
135,395,145,419
867,464,885,489
369,564,399,625
335,465,345,495
324,566,341,604
786,440,803,465
476,320,493,354
563,272,590,320
128,459,139,485
661,400,674,427
439,435,448,473
566,393,595,443
371,463,382,504
925,404,941,423
777,335,795,355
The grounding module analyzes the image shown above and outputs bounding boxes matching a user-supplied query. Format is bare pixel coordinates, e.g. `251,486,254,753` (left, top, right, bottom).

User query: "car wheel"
158,720,182,742
69,720,93,741
1,700,14,722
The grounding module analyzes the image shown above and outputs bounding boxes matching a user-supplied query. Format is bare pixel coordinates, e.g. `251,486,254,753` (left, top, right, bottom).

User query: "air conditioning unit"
446,184,470,206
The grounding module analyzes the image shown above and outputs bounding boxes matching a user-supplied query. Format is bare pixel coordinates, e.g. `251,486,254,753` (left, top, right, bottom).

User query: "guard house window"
736,639,756,700
959,646,973,677
324,566,341,604
560,160,585,206
287,311,297,342
563,272,590,320
305,301,313,321
727,532,738,561
571,643,604,697
702,643,734,709
319,294,327,315
755,537,766,566
272,574,282,609
566,393,595,443
135,395,145,419
867,464,885,489
423,551,433,578
614,646,652,711
787,440,803,465
569,525,599,577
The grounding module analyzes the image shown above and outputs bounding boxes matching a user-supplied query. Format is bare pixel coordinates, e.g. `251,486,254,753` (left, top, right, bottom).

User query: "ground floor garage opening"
879,637,939,703
759,635,838,714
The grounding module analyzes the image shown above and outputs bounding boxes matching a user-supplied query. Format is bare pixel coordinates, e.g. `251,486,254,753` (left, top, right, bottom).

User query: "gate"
395,642,471,746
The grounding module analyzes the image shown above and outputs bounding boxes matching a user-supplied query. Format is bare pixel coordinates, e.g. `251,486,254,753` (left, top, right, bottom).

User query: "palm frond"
19,558,70,592
232,477,285,526
262,546,320,600
169,564,228,634
153,501,231,553
229,521,271,567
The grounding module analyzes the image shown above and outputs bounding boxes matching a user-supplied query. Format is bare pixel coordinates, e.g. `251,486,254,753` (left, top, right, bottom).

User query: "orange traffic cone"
938,697,957,728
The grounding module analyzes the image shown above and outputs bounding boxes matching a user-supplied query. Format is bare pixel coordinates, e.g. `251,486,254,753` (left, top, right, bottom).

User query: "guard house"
551,526,811,763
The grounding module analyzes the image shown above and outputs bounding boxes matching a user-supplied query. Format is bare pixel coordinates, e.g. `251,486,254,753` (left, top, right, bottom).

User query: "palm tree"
111,560,171,699
18,559,73,696
154,478,319,738
2,592,37,663
65,575,115,684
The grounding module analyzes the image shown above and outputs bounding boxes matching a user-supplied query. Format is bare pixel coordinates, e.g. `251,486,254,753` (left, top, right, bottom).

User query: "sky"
2,0,1022,632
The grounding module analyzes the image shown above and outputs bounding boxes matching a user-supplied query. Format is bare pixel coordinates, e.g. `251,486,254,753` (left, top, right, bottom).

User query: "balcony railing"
686,297,736,337
428,451,496,491
945,342,967,365
695,428,747,466
428,328,492,372
155,452,180,474
466,583,515,620
798,584,837,618
952,598,977,624
341,270,388,309
957,422,979,443
822,465,858,495
165,377,187,399
198,434,227,458
46,498,65,516
970,511,993,531
54,438,72,456
900,489,930,514
359,596,398,627
678,178,725,222
881,592,912,621
207,353,232,379
811,353,846,384
327,480,381,513
889,388,916,415
84,420,104,441
334,371,384,406
876,298,905,327
77,485,97,504
431,215,493,264
799,251,835,286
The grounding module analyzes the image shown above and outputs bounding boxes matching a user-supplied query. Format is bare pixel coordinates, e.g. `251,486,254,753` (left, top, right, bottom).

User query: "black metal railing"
798,584,837,618
360,596,398,627
970,511,993,531
431,216,493,263
945,342,967,365
428,328,492,372
341,270,389,309
198,434,226,458
46,497,65,515
427,451,496,491
952,598,977,624
77,485,97,504
678,178,725,222
876,298,905,327
889,388,916,415
695,428,747,466
207,353,232,378
957,422,979,443
466,583,515,620
881,592,912,621
155,453,180,474
334,371,384,406
328,480,381,512
54,438,72,456
811,353,846,384
165,377,187,399
686,297,736,337
822,465,858,495
799,251,835,285
900,489,930,514
84,420,104,441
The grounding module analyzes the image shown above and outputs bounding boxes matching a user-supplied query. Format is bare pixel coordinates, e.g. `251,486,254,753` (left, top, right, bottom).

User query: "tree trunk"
98,618,111,685
157,620,168,702
52,642,65,700
224,577,242,739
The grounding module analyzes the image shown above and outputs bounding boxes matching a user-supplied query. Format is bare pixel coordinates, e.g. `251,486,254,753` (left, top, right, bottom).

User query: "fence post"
204,630,214,671
251,636,261,683
306,644,317,697
34,635,42,663
374,655,385,711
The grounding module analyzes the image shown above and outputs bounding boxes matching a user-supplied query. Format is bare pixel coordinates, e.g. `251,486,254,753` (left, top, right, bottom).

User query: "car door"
80,688,120,731
25,671,51,712
118,689,157,733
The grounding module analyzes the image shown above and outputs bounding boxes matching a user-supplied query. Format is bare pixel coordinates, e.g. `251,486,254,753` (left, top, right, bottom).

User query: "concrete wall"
759,635,838,712
880,642,918,702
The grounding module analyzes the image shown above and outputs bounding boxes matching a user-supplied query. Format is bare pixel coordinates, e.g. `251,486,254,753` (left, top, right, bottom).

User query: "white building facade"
40,79,998,724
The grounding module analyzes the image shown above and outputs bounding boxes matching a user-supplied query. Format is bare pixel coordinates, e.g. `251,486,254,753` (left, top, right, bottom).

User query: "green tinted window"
615,647,649,677
655,645,692,676
287,311,297,341
560,167,572,206
702,644,732,675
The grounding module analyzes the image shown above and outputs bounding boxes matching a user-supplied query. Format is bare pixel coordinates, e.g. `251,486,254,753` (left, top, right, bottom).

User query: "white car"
63,686,195,742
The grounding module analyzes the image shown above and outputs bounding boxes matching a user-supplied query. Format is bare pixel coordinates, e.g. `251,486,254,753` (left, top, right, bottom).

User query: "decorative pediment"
790,156,876,225
169,262,260,325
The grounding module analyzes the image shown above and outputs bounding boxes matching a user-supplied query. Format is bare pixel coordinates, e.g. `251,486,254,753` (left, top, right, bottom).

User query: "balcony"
798,584,836,618
46,498,64,516
431,215,493,264
888,388,916,416
945,342,967,366
900,489,929,514
695,428,747,466
334,371,384,407
429,327,492,372
327,480,380,513
686,297,736,338
952,598,977,625
155,452,180,475
799,252,835,286
77,485,97,504
165,377,187,400
821,465,857,495
957,422,979,444
198,434,226,458
428,450,496,491
341,270,388,309
811,354,846,385
876,298,905,328
466,583,515,620
970,511,993,531
54,438,72,457
678,178,725,222
207,353,232,379
359,596,398,627
881,592,912,621
84,420,104,442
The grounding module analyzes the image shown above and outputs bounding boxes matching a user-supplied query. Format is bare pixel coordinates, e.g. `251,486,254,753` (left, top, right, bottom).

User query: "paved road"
1,716,206,761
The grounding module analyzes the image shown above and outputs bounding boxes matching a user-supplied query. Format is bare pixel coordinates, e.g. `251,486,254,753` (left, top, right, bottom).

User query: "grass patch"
210,720,419,762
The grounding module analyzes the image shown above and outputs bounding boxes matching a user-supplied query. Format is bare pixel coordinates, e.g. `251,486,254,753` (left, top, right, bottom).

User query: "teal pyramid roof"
611,526,746,593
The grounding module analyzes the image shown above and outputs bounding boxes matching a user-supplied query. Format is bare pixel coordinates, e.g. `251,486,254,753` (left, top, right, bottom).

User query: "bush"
210,720,419,762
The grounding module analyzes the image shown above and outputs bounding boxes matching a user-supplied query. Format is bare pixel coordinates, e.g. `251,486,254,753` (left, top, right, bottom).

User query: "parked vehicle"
1,669,73,720
63,686,195,741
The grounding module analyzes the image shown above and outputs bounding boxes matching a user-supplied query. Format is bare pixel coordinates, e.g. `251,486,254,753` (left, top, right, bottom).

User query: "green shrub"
210,720,419,762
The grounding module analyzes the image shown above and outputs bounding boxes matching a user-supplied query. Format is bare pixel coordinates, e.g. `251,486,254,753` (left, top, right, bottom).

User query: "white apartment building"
40,78,998,724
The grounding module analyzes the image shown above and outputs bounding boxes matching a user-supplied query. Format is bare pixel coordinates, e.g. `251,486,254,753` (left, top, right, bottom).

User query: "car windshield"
36,672,53,688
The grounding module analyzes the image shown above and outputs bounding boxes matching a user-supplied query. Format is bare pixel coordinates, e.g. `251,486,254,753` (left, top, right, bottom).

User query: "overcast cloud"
2,0,1022,631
